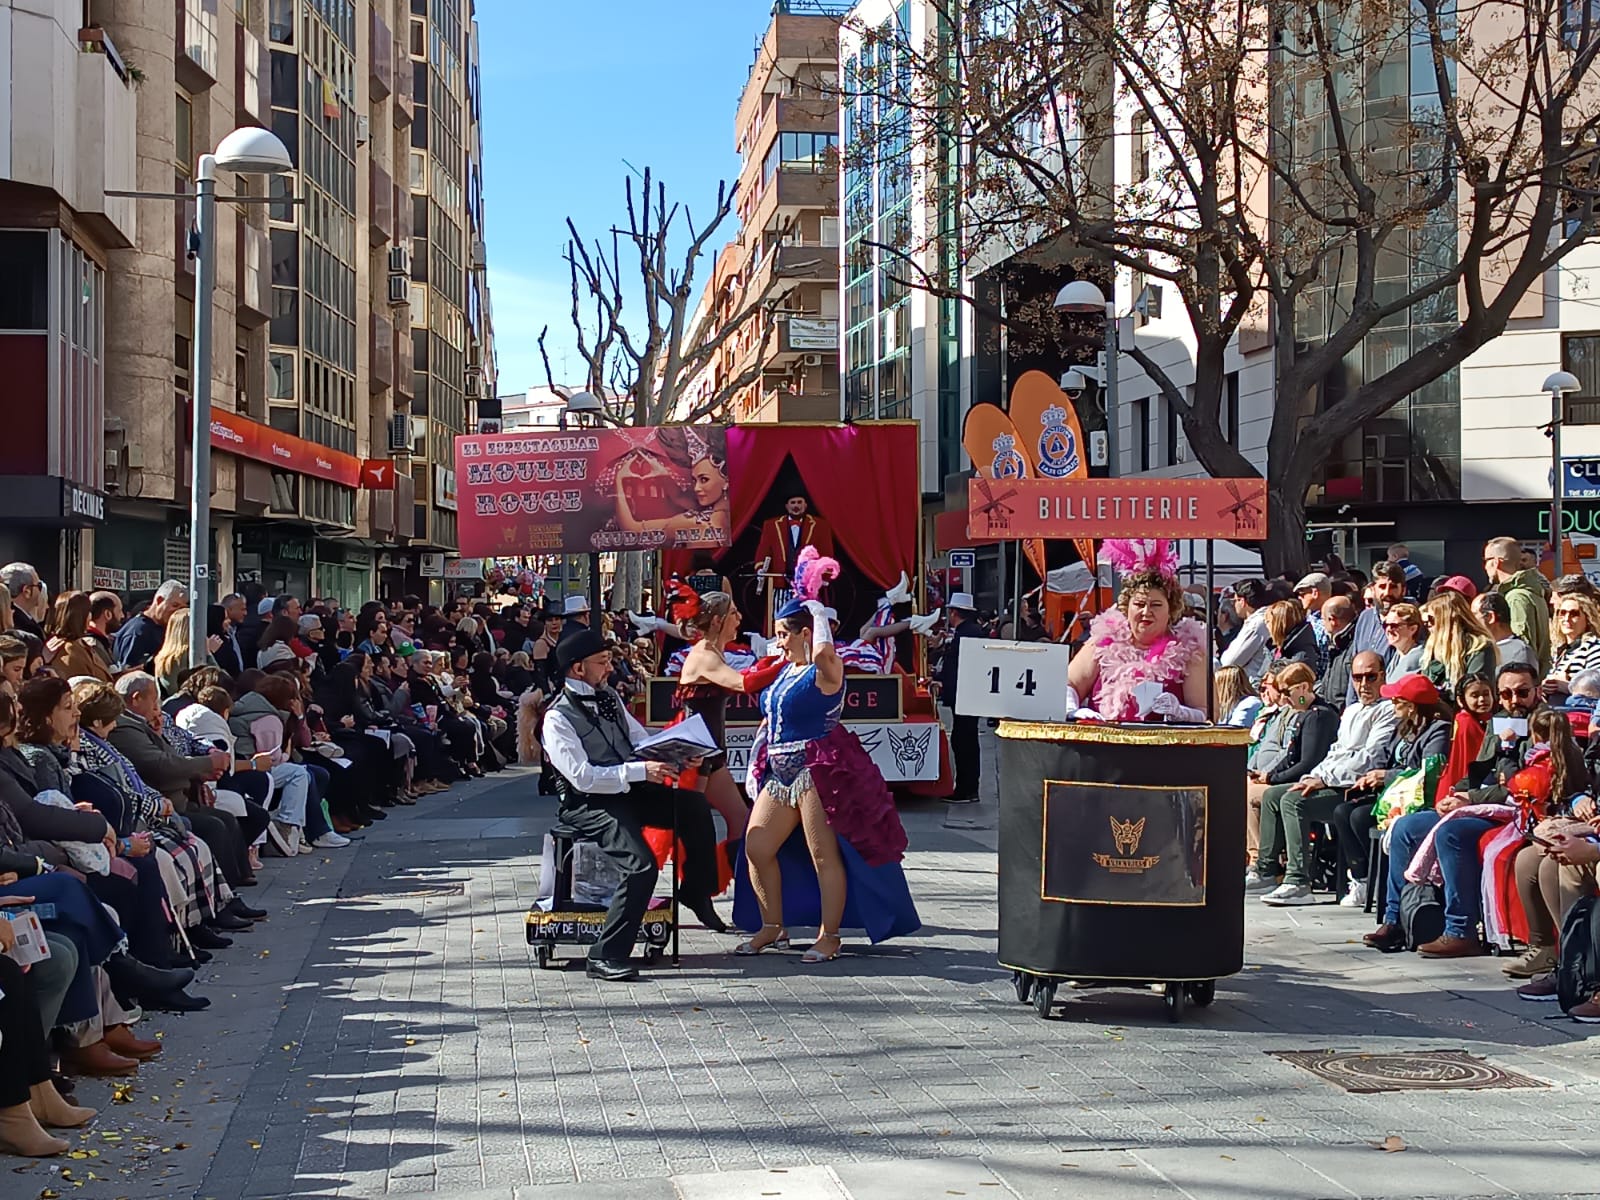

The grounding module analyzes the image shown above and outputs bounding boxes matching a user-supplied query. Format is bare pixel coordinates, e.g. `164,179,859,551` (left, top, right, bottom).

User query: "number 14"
989,666,1038,697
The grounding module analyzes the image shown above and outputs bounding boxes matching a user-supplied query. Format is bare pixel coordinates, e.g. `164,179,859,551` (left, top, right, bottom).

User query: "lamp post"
558,390,605,617
1545,370,1582,576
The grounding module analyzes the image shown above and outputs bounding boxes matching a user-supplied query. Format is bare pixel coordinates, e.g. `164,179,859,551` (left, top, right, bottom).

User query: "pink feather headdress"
1099,538,1179,580
793,545,840,601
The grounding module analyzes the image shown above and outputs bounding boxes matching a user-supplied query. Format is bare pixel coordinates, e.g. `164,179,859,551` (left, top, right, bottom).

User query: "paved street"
19,743,1600,1200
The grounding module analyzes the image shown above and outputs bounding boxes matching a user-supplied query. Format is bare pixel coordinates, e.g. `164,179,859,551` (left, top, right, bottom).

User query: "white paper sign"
955,639,1073,723
718,723,941,783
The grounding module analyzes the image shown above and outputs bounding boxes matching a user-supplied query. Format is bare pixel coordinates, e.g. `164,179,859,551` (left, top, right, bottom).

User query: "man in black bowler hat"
542,627,726,981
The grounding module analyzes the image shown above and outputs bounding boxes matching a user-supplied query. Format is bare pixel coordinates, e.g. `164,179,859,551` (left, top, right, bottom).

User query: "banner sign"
955,638,1074,722
717,724,940,783
454,425,732,556
1042,780,1208,907
1563,457,1600,499
968,477,1267,542
961,403,1047,581
645,673,902,727
207,408,382,489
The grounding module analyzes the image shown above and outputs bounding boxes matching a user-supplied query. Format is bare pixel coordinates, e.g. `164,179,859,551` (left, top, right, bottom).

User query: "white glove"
1065,686,1080,713
1150,691,1206,723
748,632,769,658
803,600,834,651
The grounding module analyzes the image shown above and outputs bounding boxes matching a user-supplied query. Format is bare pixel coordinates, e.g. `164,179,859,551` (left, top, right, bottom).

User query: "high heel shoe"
734,925,790,955
801,933,843,964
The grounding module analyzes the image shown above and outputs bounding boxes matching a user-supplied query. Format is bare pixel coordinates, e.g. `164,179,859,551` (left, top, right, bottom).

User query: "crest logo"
885,726,933,776
989,433,1027,479
1093,814,1162,874
1035,404,1081,478
1109,815,1146,857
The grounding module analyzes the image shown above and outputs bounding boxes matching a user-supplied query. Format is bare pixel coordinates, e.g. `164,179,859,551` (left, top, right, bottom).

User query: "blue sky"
477,0,764,397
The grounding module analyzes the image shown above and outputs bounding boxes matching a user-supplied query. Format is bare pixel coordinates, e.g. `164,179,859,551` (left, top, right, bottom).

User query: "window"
1221,371,1240,447
1132,397,1151,471
175,92,194,179
1165,396,1184,466
1131,111,1150,183
0,231,48,331
270,0,294,44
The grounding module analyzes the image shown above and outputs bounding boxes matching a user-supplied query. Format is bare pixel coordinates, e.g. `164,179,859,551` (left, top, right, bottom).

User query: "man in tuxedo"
754,492,835,583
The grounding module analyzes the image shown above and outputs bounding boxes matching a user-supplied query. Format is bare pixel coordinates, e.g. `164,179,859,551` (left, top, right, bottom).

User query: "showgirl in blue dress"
733,550,920,962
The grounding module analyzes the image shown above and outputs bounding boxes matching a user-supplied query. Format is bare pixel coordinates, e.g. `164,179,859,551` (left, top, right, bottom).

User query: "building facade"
8,0,494,609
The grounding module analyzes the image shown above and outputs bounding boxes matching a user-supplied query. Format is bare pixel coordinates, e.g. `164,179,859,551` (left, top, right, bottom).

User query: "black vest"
547,688,634,800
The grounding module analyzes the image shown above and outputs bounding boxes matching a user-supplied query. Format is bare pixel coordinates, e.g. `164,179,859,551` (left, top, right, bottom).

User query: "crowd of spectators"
1221,539,1600,1023
0,563,605,1160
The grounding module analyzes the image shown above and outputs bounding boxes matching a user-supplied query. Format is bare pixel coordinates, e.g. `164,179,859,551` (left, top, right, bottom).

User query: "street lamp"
557,391,605,614
1545,370,1582,576
1054,280,1119,477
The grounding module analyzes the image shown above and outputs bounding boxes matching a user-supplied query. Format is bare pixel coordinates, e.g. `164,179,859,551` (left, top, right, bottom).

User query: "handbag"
1370,754,1445,831
33,789,112,875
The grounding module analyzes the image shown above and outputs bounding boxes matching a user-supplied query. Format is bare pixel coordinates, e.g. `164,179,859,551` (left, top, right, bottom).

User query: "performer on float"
735,548,921,962
1066,539,1210,722
753,491,835,585
674,591,785,848
837,572,941,673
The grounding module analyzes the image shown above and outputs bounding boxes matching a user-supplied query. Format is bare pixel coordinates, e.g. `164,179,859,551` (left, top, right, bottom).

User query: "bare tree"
842,0,1600,574
547,167,789,427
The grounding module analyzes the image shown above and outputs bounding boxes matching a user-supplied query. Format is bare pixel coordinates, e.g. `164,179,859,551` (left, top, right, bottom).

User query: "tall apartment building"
718,0,844,423
840,0,960,493
4,0,494,607
0,0,136,586
404,0,495,580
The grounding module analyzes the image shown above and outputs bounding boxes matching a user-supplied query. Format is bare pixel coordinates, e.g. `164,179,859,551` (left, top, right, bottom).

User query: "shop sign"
1540,505,1600,535
787,317,838,351
1564,458,1600,499
207,408,363,488
129,570,161,591
441,557,482,580
419,552,446,577
434,465,457,511
62,484,105,522
969,476,1268,542
91,566,127,590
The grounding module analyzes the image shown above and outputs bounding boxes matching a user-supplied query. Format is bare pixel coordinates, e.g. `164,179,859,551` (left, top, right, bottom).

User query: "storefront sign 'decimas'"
207,409,392,490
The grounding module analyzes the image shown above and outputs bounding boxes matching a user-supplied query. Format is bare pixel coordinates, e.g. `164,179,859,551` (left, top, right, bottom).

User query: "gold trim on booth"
998,721,1252,748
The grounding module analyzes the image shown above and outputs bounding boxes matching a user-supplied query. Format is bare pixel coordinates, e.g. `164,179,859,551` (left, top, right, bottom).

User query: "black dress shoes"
189,925,233,949
210,910,254,932
104,953,195,1003
226,898,268,921
145,988,211,1013
585,959,640,982
680,894,729,934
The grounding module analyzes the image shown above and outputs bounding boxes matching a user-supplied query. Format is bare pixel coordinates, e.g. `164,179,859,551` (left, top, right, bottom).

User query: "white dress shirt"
542,678,650,795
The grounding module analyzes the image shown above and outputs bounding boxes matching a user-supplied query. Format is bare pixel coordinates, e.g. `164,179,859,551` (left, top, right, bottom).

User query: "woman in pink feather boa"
1067,540,1209,722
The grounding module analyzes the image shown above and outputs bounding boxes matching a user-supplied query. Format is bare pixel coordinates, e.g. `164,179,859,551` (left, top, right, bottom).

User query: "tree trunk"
1263,482,1310,581
611,551,645,612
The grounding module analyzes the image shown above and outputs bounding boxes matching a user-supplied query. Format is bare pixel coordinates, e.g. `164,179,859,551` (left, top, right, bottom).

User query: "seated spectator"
1265,599,1317,674
1475,591,1532,669
1246,662,1337,888
1514,827,1600,1017
43,591,111,682
1437,674,1494,803
0,635,27,697
0,942,95,1157
1331,674,1452,908
1214,665,1261,728
151,610,220,697
1316,597,1359,705
1381,602,1425,682
1545,591,1600,703
257,614,312,671
1419,589,1497,696
1259,651,1397,905
1367,660,1556,956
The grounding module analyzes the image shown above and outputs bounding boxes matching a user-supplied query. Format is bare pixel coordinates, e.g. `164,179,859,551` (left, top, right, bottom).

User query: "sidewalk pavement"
19,757,1600,1200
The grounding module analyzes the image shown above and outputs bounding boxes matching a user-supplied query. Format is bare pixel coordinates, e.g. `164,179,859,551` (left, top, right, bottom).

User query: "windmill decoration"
971,476,1019,537
1218,480,1266,536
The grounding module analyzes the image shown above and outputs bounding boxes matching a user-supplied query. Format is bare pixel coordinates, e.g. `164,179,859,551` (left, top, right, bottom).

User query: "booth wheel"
1163,982,1186,1023
1012,971,1034,1004
1186,980,1215,1008
1032,980,1057,1019
535,944,554,970
642,944,664,965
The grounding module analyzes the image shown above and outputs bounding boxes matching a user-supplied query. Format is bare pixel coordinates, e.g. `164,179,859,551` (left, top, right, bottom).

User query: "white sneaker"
1262,883,1314,906
884,571,912,605
1244,869,1280,893
1340,879,1369,909
312,832,352,849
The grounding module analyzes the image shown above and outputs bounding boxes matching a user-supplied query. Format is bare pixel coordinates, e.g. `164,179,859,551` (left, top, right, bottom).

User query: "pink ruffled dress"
1087,609,1206,721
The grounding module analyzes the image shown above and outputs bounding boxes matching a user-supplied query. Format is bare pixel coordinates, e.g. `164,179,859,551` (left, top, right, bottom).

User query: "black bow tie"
574,689,623,724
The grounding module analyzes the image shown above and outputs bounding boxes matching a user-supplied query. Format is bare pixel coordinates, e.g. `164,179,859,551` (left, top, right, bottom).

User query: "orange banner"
1006,370,1097,575
961,403,1047,580
968,477,1268,541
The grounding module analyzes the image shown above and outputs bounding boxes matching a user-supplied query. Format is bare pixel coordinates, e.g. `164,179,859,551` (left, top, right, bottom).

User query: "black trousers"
950,709,980,801
0,956,49,1107
183,805,248,889
1332,795,1380,882
86,866,171,965
558,782,717,963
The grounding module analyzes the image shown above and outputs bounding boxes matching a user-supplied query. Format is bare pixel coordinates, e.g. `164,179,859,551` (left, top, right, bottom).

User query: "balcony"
751,169,837,235
238,223,269,322
236,26,266,124
370,161,393,245
748,241,839,301
370,312,394,392
175,0,219,91
392,44,414,126
72,36,137,247
370,10,393,100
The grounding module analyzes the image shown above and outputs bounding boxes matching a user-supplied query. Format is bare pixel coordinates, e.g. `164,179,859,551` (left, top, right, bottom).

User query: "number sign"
955,639,1073,722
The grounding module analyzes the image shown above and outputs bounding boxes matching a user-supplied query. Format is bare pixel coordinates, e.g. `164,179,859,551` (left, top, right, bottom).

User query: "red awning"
934,505,1001,552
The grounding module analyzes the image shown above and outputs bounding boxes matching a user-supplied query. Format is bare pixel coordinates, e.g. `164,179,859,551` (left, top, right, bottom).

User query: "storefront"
314,541,374,611
0,478,107,592
93,508,210,605
1304,499,1561,581
234,525,314,600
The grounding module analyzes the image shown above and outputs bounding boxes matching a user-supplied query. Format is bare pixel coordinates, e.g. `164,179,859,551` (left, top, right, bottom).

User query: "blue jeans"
1383,809,1497,937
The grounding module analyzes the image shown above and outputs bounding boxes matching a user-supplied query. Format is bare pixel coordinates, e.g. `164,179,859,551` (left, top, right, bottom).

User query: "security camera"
1062,368,1087,393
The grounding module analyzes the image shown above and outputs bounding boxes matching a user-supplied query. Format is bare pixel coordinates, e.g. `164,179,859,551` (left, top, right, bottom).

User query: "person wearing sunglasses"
1543,592,1600,703
1381,602,1425,682
1259,651,1398,906
1367,661,1545,955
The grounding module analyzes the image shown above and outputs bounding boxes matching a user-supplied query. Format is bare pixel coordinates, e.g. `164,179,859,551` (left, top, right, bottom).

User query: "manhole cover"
1270,1049,1548,1094
343,883,466,901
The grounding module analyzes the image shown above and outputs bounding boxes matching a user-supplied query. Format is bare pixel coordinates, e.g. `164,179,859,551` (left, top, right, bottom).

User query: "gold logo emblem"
1093,815,1163,874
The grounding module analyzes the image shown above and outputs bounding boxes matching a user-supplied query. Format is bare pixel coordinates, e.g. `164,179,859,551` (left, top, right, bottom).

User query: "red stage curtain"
665,424,917,590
